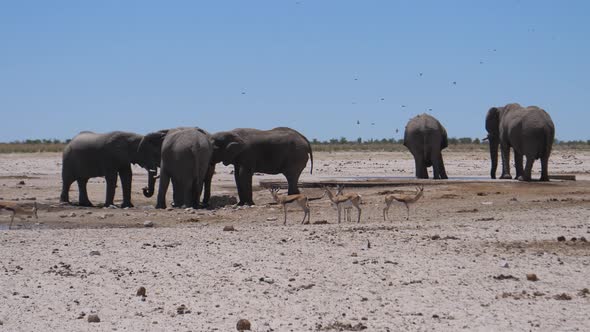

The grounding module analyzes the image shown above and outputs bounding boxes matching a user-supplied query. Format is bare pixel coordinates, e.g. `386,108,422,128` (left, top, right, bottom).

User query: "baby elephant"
403,114,448,179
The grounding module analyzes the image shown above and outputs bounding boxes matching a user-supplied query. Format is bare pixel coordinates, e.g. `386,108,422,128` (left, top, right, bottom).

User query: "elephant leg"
514,151,524,180
233,165,245,205
285,172,301,195
432,152,447,180
171,179,182,208
237,166,255,206
119,166,133,208
60,176,75,203
414,157,429,179
540,155,550,181
156,172,170,209
518,157,534,182
181,180,193,209
202,164,215,208
77,178,93,207
104,172,117,207
500,144,512,179
193,178,205,209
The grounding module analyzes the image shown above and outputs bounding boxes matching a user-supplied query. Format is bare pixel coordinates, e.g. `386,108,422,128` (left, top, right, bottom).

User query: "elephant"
60,131,156,208
210,127,313,206
485,103,555,181
403,114,448,179
137,127,213,209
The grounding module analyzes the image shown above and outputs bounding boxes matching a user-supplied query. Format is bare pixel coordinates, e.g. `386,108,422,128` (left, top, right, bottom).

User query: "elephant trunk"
143,169,158,197
489,137,499,179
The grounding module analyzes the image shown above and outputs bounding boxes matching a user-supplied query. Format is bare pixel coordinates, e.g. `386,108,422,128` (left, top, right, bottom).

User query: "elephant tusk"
153,175,160,180
482,135,489,142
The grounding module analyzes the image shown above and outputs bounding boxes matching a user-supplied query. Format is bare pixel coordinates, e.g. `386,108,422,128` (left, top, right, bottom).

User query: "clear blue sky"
1,1,588,142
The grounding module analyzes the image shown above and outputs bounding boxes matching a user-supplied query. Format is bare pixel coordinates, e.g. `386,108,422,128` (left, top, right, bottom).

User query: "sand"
1,149,589,331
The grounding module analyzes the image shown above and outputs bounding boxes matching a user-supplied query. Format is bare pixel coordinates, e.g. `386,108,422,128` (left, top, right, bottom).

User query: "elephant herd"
59,103,555,209
60,127,313,208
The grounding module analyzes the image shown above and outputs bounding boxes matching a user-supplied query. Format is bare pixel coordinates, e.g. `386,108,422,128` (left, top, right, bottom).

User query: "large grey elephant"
138,127,213,209
60,131,156,208
211,127,313,206
403,114,448,179
485,103,555,181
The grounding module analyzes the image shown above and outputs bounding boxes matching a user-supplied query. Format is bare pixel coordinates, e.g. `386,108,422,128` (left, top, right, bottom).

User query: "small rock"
176,304,190,315
77,312,86,319
557,236,566,242
18,180,25,185
87,314,100,323
553,293,572,301
0,320,3,325
89,251,101,256
69,212,77,218
266,217,278,222
499,260,509,268
580,237,588,242
136,286,147,297
223,225,236,232
259,277,274,284
313,220,328,225
236,318,252,331
431,235,441,240
143,220,154,228
526,273,539,282
578,288,589,297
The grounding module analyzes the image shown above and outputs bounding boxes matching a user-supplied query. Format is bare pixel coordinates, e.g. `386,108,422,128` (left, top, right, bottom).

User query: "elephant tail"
300,133,314,175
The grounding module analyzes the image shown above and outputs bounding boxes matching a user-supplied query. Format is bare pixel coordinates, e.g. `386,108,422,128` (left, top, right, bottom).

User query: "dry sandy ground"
1,150,589,331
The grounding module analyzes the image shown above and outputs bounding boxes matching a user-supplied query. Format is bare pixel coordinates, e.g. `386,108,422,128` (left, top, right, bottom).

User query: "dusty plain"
1,149,589,331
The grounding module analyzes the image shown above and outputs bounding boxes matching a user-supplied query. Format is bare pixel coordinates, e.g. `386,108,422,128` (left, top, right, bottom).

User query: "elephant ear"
485,107,500,136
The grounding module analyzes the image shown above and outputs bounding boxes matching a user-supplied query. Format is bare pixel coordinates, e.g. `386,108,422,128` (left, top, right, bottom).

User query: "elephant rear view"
60,131,150,208
485,103,555,181
211,127,313,206
138,127,213,209
403,114,448,179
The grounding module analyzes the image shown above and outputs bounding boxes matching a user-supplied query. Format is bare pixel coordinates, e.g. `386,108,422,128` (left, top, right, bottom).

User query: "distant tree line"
311,137,590,145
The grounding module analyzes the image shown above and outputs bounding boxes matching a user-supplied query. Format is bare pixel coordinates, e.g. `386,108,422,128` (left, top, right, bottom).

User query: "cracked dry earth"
1,150,589,331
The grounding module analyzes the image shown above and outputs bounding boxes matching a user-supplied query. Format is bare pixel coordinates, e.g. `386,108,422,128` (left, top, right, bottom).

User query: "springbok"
324,185,362,223
383,185,424,221
268,187,311,225
0,201,38,229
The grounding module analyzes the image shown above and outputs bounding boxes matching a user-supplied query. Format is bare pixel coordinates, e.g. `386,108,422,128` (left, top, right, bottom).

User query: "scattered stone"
266,217,278,222
223,225,236,232
526,274,539,282
499,260,510,268
432,314,440,319
87,314,100,323
553,293,572,301
557,236,566,242
143,220,154,228
89,251,101,256
509,197,518,202
580,237,588,242
493,274,519,281
431,235,441,240
571,237,577,242
209,195,238,209
578,288,589,297
176,304,190,315
259,277,274,284
77,312,86,319
236,318,251,331
0,319,3,325
367,240,371,249
98,213,114,220
136,286,147,297
18,180,25,185
313,220,329,225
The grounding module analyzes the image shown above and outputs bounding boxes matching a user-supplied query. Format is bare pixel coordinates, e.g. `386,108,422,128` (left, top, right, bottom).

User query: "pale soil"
1,150,589,331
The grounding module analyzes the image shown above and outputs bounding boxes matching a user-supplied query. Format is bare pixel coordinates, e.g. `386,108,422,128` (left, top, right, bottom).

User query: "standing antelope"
0,201,38,230
383,185,424,221
324,185,362,223
336,185,354,222
269,187,311,225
